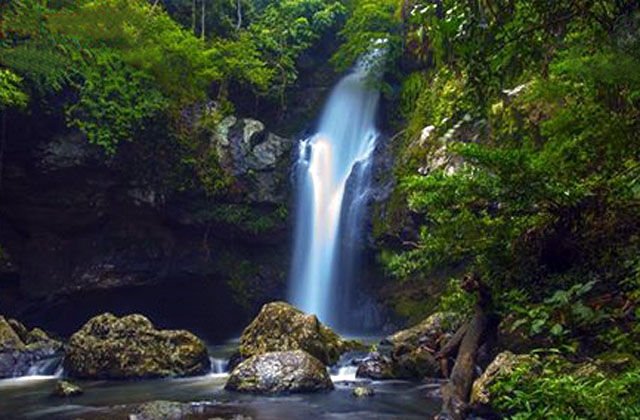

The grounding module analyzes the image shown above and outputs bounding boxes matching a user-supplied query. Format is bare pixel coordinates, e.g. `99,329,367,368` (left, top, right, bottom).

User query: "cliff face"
0,104,295,341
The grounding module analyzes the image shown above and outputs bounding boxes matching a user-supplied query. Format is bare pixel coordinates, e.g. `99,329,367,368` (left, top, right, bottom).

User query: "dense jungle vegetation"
1,0,639,418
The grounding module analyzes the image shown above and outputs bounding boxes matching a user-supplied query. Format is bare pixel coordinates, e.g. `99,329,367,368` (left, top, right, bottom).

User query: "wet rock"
52,380,83,397
356,312,462,381
213,117,292,204
64,313,210,379
385,312,462,350
226,350,333,394
392,346,440,379
471,351,536,406
356,352,395,380
77,401,253,420
352,386,375,398
239,301,364,366
0,316,24,351
0,316,63,378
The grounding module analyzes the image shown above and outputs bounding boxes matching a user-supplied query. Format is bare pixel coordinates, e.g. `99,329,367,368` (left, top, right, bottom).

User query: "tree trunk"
201,0,205,40
192,0,196,35
236,0,242,30
437,273,494,420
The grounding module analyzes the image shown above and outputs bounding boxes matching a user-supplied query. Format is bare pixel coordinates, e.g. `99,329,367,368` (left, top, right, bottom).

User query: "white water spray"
289,49,384,328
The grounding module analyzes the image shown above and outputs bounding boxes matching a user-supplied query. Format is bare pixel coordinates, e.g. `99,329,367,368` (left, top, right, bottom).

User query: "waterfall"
289,49,383,329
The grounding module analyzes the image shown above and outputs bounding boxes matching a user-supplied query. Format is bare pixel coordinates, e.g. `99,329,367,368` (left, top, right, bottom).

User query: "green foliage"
249,0,346,101
0,0,346,193
66,52,168,154
207,204,289,235
332,0,401,77
385,1,640,386
46,0,217,105
0,69,28,110
490,356,640,419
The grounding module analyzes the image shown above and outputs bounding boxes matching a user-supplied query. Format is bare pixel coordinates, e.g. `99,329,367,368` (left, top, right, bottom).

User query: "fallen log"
437,273,495,420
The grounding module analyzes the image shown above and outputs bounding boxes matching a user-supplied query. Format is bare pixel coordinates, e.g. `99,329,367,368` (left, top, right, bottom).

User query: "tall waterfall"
289,54,382,329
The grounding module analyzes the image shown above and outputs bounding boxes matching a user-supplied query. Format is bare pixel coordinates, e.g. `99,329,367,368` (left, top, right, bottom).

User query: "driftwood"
436,273,495,420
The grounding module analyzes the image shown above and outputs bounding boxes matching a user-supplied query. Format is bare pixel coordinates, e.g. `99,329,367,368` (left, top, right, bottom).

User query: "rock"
213,117,293,204
226,350,333,394
64,313,210,379
352,386,375,398
471,351,536,406
239,302,363,366
385,312,462,350
80,401,253,420
0,316,63,378
0,316,24,351
52,380,83,397
392,346,440,379
355,312,462,381
356,352,395,380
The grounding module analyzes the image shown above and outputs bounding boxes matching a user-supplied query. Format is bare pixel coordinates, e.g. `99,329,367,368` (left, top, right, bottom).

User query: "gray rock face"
64,313,210,379
225,350,333,394
0,316,63,379
214,117,293,203
36,131,102,172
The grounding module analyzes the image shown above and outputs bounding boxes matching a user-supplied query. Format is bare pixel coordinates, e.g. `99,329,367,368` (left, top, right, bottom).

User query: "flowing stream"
289,54,382,329
0,342,440,419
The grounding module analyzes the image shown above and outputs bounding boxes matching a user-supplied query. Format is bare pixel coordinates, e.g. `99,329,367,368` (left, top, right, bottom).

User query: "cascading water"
289,48,384,329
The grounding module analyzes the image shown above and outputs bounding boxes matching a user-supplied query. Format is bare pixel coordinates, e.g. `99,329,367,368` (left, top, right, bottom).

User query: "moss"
193,203,288,236
0,316,25,351
239,302,364,366
64,313,210,379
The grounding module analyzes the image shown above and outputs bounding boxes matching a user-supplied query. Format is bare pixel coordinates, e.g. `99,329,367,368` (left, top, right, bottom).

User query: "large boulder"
239,302,363,366
0,316,63,378
356,352,396,380
64,313,210,379
385,312,462,350
471,351,536,406
226,350,333,394
357,312,461,381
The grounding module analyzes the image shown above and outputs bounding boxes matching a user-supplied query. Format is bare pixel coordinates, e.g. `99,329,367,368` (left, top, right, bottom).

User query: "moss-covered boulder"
471,351,536,406
52,380,83,397
392,346,440,379
0,316,63,378
64,313,210,379
385,312,462,350
239,302,363,366
0,316,24,351
225,350,333,394
356,352,395,379
357,312,461,381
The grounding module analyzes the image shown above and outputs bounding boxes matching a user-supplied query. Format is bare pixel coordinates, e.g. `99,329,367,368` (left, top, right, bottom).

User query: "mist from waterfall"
288,52,382,330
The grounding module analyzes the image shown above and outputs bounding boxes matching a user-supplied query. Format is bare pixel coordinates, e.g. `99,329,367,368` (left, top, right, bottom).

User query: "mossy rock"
52,380,83,397
392,346,440,379
385,312,462,350
471,351,537,406
0,316,63,378
356,352,396,380
64,313,210,379
0,316,25,351
225,350,333,394
239,302,364,366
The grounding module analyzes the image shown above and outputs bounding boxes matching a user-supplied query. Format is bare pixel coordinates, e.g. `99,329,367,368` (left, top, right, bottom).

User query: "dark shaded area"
11,276,245,342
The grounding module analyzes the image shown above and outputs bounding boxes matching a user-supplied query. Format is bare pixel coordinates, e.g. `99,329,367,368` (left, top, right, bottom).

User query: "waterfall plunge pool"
0,341,441,419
